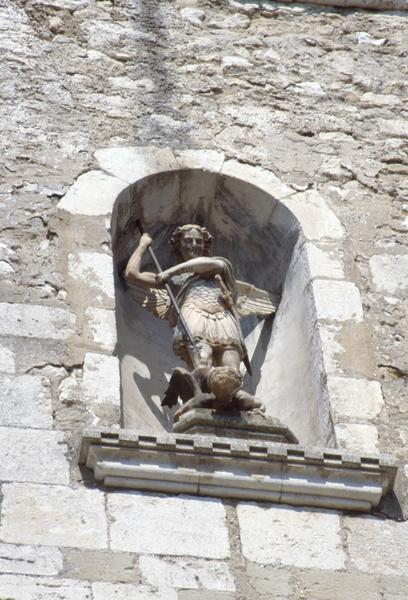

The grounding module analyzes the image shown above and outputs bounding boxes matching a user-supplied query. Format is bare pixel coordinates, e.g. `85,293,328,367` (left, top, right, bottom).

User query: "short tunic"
170,274,244,362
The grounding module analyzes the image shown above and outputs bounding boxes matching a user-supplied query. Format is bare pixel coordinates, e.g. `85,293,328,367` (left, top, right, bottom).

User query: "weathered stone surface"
328,376,384,420
81,352,120,406
0,483,107,549
305,243,344,279
94,146,177,184
242,563,293,599
0,544,63,577
108,493,230,558
335,423,379,453
0,374,52,428
313,280,364,322
0,427,69,484
63,549,138,583
237,503,345,570
92,582,177,600
0,303,76,340
180,8,206,27
139,556,235,591
318,324,345,374
222,160,293,201
68,252,114,304
176,149,224,172
0,345,15,373
57,353,120,430
369,255,408,294
345,516,408,576
0,574,91,599
84,308,117,351
294,569,382,600
177,592,236,600
283,190,344,240
58,171,126,216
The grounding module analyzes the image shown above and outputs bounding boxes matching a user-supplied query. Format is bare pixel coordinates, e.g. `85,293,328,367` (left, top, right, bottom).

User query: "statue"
123,224,277,422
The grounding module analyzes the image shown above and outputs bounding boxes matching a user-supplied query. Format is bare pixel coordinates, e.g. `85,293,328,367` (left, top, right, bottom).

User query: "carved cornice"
258,0,407,10
79,429,398,513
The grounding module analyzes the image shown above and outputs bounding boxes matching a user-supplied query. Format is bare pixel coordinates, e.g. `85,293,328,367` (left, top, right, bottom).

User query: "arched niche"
111,167,335,447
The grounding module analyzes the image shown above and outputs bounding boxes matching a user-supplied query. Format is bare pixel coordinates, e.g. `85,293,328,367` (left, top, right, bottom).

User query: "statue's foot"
173,393,215,422
233,390,266,415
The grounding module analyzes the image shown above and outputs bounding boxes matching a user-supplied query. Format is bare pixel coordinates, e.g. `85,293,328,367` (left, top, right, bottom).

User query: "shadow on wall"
111,168,334,447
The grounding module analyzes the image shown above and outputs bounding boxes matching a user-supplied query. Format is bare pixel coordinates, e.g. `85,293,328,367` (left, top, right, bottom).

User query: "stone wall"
1,0,407,598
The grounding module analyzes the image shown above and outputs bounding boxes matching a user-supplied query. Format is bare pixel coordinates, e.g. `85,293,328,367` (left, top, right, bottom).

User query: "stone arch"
98,147,348,447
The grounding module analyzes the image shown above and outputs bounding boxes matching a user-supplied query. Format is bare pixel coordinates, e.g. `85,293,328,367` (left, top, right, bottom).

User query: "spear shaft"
135,221,200,359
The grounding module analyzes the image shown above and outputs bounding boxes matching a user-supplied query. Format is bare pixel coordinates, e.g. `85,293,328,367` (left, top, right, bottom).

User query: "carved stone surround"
79,429,397,512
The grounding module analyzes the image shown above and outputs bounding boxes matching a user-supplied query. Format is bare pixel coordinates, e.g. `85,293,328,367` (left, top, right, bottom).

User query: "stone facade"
1,0,407,598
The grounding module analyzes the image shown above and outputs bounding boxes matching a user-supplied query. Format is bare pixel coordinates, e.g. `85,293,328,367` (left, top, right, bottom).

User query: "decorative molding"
252,0,408,11
79,429,398,512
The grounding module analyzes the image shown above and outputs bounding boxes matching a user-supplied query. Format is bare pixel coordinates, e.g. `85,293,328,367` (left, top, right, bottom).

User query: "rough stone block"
0,427,69,484
0,543,63,576
294,569,382,600
68,252,114,305
0,303,76,340
177,592,236,600
108,493,230,558
335,423,379,454
139,556,235,591
346,515,408,576
84,308,117,351
237,503,345,570
176,149,224,172
305,243,344,279
82,353,120,406
382,576,408,600
94,146,178,184
92,582,177,600
63,549,138,583
222,159,294,200
283,190,344,240
58,170,126,216
0,574,91,600
0,345,15,373
0,374,52,428
243,563,292,599
313,280,364,321
318,324,345,374
369,255,408,294
0,483,107,549
328,376,384,420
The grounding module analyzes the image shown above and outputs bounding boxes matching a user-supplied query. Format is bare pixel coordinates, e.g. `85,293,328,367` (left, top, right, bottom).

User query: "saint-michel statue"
124,224,276,421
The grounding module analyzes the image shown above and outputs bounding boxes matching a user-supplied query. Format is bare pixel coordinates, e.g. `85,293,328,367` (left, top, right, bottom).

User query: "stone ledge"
245,0,408,11
79,429,398,513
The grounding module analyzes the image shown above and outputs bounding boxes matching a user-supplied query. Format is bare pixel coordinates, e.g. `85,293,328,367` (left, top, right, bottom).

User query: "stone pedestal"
173,409,298,444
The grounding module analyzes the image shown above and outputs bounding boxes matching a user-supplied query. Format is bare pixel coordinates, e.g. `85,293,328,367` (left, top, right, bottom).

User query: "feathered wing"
128,284,171,319
236,280,278,317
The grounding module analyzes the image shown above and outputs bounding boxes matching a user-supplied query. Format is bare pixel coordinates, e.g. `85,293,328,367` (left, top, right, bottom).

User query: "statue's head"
170,224,212,261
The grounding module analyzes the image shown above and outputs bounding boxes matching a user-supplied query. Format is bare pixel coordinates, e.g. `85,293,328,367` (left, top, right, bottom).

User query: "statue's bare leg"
217,348,265,413
216,349,241,372
195,340,213,380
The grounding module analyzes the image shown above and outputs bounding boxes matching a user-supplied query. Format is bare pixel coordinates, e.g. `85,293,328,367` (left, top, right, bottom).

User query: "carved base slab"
79,428,398,513
173,409,298,444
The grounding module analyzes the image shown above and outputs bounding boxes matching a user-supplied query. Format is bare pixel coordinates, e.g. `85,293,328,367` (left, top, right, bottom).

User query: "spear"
135,220,201,366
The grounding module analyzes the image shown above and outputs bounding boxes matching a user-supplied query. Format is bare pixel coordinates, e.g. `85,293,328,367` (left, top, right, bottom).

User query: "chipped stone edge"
79,429,398,513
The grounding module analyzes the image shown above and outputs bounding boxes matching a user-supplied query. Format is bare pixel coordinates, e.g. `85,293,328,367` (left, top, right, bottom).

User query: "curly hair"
170,224,213,261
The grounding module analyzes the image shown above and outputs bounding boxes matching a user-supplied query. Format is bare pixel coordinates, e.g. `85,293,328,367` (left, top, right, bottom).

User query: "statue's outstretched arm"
157,257,225,284
123,234,159,288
